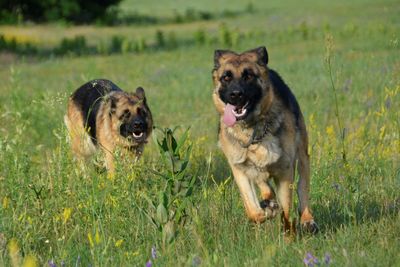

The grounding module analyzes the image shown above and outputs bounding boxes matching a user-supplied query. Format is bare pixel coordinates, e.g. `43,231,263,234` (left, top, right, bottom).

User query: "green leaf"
162,221,176,244
141,192,156,210
166,128,178,154
176,127,191,153
156,203,168,224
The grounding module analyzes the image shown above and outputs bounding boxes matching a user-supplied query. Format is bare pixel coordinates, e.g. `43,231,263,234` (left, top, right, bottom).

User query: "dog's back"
65,79,122,159
70,79,122,143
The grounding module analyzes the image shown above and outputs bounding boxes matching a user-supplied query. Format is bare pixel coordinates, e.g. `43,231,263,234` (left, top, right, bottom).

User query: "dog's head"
108,87,153,145
212,46,271,127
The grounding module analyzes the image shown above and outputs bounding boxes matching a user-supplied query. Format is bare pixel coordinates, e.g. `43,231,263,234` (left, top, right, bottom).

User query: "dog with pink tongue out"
212,46,318,234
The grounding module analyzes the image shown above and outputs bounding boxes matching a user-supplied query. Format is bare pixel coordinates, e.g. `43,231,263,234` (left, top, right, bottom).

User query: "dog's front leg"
231,164,266,223
104,150,115,176
257,180,280,219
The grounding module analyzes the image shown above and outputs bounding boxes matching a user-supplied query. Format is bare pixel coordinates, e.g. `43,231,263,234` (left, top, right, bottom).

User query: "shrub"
155,30,166,48
55,35,89,55
194,29,206,45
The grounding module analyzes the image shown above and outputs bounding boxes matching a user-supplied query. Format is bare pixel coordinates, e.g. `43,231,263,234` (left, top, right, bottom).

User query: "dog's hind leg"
275,169,295,233
64,101,97,164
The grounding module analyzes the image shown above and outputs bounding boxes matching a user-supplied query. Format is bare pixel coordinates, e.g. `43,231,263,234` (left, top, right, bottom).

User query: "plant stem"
325,35,347,163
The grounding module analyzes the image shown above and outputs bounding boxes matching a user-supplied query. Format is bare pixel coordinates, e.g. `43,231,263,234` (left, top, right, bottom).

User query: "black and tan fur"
64,79,153,174
212,47,318,233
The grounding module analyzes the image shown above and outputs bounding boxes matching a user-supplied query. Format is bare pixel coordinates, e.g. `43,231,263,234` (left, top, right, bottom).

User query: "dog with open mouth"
64,79,153,174
212,46,318,233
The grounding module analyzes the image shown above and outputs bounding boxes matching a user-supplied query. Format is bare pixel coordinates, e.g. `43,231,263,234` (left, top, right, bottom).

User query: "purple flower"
303,252,319,267
48,260,57,267
324,253,331,265
151,246,157,259
192,256,202,266
332,183,340,191
145,260,152,267
385,97,391,109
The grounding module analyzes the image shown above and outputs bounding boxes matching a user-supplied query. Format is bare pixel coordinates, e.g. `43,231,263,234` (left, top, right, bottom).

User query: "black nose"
229,90,243,103
132,119,145,129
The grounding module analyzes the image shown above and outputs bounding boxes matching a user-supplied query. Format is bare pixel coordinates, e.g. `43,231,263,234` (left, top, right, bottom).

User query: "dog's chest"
226,132,282,171
246,138,282,169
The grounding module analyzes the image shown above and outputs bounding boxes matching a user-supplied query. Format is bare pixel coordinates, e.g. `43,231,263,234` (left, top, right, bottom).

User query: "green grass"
0,0,399,266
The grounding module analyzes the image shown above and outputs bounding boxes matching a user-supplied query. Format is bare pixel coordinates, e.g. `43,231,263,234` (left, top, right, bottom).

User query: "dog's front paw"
260,199,280,219
301,220,319,234
247,210,267,224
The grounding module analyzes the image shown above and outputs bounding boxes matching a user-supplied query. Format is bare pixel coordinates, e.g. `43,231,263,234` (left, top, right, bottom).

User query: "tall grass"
0,0,399,266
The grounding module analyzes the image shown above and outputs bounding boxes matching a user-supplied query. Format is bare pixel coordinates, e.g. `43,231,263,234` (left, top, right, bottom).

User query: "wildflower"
303,252,319,267
2,196,9,209
385,97,391,109
87,233,94,248
62,208,72,224
8,238,21,267
95,230,101,244
332,183,340,191
324,253,331,265
145,260,152,267
48,260,57,267
22,255,38,267
326,125,334,136
115,239,124,247
192,256,202,266
151,246,157,259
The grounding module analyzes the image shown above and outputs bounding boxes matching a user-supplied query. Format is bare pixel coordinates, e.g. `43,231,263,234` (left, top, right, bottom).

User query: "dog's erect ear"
248,46,268,66
135,87,146,100
214,49,233,70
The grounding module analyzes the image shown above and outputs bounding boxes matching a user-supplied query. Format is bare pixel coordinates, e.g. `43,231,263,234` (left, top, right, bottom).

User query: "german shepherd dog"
64,79,153,174
212,47,318,233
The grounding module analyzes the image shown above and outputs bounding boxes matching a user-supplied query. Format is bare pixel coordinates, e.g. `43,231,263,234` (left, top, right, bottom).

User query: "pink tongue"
223,104,236,127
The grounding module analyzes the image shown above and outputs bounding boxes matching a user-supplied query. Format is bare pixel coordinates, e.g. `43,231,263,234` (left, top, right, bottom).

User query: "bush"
0,0,122,24
55,36,89,55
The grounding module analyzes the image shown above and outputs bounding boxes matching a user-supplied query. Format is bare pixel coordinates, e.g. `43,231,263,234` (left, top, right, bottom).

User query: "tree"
0,0,122,24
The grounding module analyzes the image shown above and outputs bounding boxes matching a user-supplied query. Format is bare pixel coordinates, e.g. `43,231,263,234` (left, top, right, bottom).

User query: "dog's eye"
137,107,147,117
119,109,131,120
221,71,233,82
242,70,254,82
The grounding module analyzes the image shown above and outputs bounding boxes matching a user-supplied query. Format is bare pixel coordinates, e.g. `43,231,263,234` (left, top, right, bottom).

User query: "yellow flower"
22,255,38,267
2,196,9,209
63,208,73,224
87,232,94,248
107,172,115,181
8,238,21,267
115,239,124,247
95,230,101,244
326,125,335,136
379,126,386,140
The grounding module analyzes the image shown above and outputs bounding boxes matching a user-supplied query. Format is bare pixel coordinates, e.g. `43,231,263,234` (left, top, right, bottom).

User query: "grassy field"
0,0,399,266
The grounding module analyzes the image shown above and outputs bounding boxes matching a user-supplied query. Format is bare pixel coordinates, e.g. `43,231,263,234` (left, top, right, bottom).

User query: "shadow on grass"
315,197,400,234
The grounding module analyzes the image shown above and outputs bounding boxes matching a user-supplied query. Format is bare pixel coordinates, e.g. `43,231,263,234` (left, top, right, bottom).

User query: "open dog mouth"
132,130,144,139
232,102,249,117
223,101,249,127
